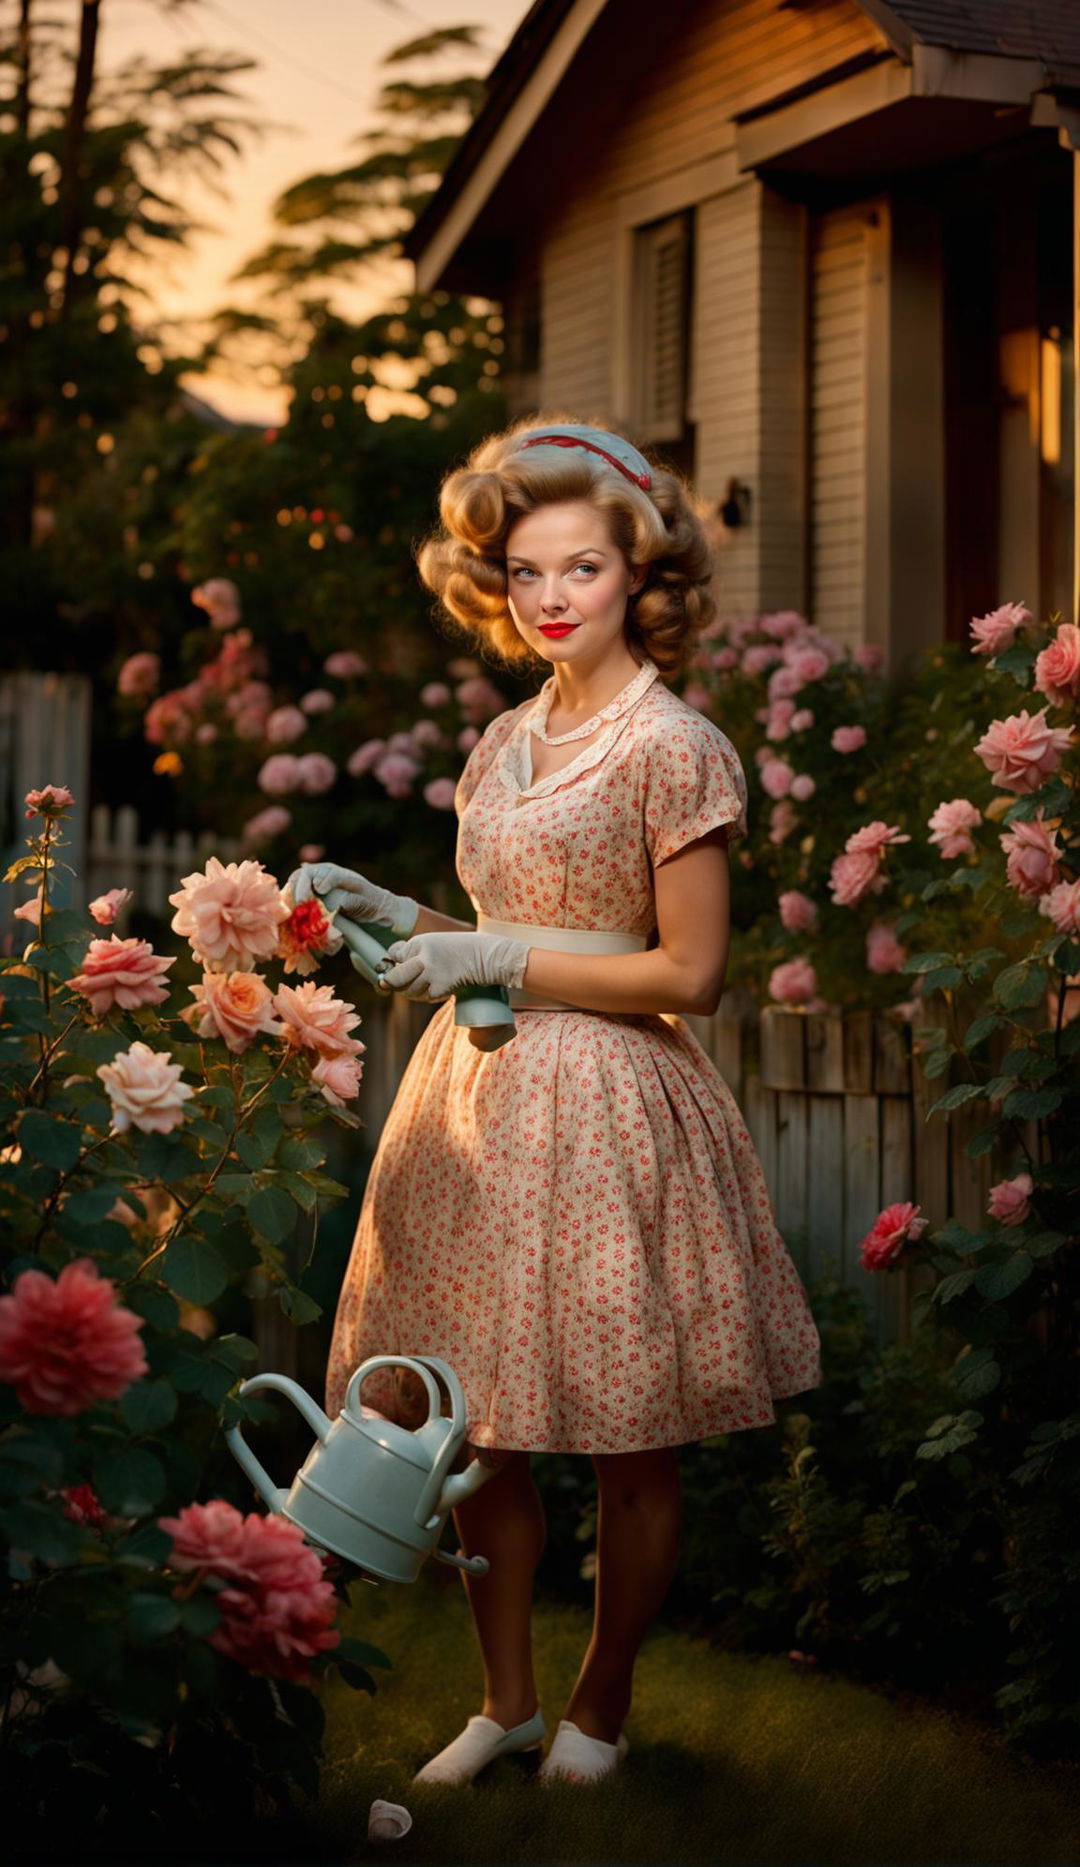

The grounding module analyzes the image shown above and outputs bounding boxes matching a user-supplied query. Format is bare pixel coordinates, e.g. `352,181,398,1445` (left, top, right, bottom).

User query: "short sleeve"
642,714,748,866
454,707,523,817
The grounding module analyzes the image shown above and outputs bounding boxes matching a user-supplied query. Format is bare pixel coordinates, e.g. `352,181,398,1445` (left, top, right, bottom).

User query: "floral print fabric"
326,663,822,1450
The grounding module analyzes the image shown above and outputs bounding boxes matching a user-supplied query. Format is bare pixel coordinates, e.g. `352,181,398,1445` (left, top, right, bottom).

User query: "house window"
632,208,696,477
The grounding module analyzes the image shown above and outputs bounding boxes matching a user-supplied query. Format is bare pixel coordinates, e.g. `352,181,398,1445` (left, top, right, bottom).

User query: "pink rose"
765,699,796,741
299,689,335,716
741,645,782,677
192,578,241,630
88,887,133,926
158,1501,340,1684
927,798,982,860
790,708,814,733
768,800,796,845
846,821,911,859
69,936,175,1015
769,958,817,1005
831,725,867,754
410,719,444,749
224,680,273,723
273,981,364,1061
1039,878,1080,935
24,784,75,819
117,652,160,698
0,1260,147,1416
181,971,285,1054
323,651,366,679
265,706,307,745
169,856,288,972
423,777,458,811
987,1173,1033,1226
456,727,480,754
257,754,301,797
854,644,884,673
1000,815,1061,899
760,610,806,642
767,665,803,700
455,676,507,724
195,723,218,746
311,1052,364,1107
829,851,886,909
790,774,815,802
974,709,1073,793
711,647,739,671
97,1040,195,1135
347,739,388,778
295,753,337,796
778,890,818,934
682,682,712,713
241,806,292,845
374,751,422,799
866,922,907,974
760,759,794,800
420,680,451,707
299,843,324,862
13,888,43,927
858,1201,928,1271
788,647,830,685
144,690,196,747
969,601,1031,657
1033,623,1080,709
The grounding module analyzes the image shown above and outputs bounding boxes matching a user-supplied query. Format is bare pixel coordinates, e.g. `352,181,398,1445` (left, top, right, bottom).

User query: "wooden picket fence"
85,804,242,922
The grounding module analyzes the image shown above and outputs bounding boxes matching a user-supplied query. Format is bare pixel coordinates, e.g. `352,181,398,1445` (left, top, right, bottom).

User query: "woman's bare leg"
450,1449,546,1728
562,1446,682,1743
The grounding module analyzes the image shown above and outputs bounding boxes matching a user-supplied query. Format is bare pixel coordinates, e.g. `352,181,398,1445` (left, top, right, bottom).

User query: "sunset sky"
98,0,528,421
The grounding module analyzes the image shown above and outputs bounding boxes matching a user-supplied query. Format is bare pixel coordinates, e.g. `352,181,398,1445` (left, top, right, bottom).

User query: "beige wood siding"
693,183,762,614
809,203,872,652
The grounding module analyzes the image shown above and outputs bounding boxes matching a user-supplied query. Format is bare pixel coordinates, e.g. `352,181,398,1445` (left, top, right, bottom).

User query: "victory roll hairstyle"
414,412,717,682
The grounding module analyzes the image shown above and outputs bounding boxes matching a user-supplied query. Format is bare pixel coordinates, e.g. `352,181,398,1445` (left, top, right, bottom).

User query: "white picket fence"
85,804,242,924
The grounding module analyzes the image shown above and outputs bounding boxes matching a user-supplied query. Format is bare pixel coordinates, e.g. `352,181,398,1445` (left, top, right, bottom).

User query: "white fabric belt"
475,912,648,1012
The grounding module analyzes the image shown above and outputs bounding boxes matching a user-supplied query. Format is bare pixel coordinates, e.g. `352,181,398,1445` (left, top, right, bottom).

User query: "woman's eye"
511,564,598,579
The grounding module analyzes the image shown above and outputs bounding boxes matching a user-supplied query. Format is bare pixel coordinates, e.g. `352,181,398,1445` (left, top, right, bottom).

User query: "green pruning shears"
319,889,518,1049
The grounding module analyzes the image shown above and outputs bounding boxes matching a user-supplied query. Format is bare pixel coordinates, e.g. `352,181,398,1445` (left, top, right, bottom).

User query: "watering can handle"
224,1373,333,1513
344,1355,443,1429
410,1356,496,1527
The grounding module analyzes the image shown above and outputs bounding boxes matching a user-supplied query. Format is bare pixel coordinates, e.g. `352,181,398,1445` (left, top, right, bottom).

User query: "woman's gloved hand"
285,861,420,939
374,930,530,1003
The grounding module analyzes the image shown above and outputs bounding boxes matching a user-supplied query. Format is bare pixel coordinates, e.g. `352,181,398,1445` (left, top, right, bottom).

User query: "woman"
289,416,822,1786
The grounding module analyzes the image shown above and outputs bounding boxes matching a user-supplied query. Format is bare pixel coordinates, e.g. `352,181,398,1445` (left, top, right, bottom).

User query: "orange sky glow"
95,0,528,423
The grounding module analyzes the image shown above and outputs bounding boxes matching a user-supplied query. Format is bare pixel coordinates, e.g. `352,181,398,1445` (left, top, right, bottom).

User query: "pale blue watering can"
320,887,517,1051
225,1355,496,1583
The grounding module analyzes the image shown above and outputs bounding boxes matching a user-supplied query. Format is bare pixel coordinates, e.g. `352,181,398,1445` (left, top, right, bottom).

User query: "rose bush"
0,787,390,1839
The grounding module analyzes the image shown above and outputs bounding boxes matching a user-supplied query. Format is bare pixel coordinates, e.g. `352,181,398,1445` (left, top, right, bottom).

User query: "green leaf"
0,1500,84,1565
965,947,1004,978
1001,1087,1063,1120
336,1661,377,1693
235,1129,272,1170
964,1013,1005,1049
904,951,956,975
923,965,964,992
162,1235,228,1305
1025,1231,1066,1258
951,1348,1002,1399
934,1268,977,1304
213,1333,259,1370
991,641,1037,680
94,1448,167,1516
965,1122,1002,1158
974,1252,1034,1301
921,1046,955,1080
927,1082,984,1116
135,1131,199,1183
125,1283,180,1333
120,1379,178,1435
16,1110,84,1171
278,1283,322,1325
278,1134,325,1171
180,1592,220,1637
299,1171,349,1201
335,1634,392,1670
127,1591,181,1643
248,1185,297,1243
276,1169,319,1211
994,963,1050,1010
61,1184,119,1228
117,1520,173,1567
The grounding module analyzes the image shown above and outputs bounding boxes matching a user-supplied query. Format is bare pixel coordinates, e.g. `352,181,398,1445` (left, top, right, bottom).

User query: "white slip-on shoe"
411,1709,546,1785
538,1718,630,1784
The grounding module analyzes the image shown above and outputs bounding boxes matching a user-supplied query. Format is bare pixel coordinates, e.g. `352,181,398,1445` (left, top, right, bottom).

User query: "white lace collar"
499,657,660,801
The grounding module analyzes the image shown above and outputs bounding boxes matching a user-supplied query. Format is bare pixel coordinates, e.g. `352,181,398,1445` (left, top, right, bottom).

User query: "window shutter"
635,212,690,443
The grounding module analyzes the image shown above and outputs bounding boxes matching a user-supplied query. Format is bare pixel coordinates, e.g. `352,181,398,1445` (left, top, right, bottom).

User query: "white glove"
285,861,419,939
375,931,530,1003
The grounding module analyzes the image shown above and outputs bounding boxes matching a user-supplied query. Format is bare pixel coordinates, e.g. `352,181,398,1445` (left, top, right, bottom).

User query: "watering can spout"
438,1458,497,1515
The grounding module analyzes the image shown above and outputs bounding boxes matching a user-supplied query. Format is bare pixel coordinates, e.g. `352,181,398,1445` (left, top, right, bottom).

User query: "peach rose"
969,601,1031,657
974,708,1073,793
927,798,982,860
69,936,175,1014
24,784,75,818
987,1173,1033,1226
117,652,160,698
829,851,886,908
97,1040,195,1135
1000,815,1061,900
181,971,285,1054
273,981,364,1060
1033,623,1080,710
311,1052,364,1107
169,856,288,972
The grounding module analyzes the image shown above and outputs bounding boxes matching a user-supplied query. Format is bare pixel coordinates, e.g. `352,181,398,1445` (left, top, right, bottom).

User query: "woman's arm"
520,828,731,1017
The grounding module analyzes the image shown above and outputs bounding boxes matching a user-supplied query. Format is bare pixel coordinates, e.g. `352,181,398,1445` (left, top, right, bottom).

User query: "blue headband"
509,424,652,491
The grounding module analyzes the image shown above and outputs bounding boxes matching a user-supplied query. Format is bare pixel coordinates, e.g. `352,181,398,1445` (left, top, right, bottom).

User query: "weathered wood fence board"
1,672,91,943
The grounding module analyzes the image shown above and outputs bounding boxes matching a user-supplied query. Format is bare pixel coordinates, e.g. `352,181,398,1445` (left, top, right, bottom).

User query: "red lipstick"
537,624,577,637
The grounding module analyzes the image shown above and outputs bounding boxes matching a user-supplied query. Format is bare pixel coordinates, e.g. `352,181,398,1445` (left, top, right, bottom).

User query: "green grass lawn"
309,1568,1080,1866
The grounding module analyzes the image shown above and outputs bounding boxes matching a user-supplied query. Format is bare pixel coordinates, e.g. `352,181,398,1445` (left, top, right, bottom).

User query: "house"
404,0,1080,669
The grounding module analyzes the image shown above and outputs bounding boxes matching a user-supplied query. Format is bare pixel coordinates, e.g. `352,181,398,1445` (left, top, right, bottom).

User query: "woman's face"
505,499,646,665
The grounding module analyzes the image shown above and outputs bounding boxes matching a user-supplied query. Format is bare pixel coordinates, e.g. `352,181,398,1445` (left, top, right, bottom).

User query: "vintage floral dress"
325,656,822,1452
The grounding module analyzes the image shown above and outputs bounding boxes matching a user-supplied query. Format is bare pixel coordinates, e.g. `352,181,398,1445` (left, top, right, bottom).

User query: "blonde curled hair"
414,411,716,683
